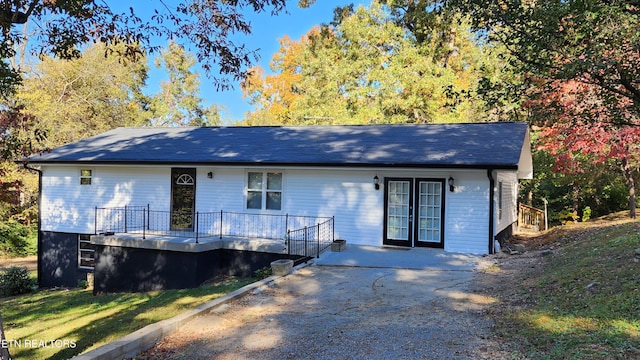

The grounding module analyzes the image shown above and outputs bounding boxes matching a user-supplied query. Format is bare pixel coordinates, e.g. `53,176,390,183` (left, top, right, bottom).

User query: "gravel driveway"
138,264,504,359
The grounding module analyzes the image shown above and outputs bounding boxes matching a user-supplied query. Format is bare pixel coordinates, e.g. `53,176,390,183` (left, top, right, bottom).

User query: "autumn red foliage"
527,79,640,171
526,78,640,217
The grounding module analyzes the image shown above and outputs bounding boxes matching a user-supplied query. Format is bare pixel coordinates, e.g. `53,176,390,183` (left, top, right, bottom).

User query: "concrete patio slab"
315,244,481,271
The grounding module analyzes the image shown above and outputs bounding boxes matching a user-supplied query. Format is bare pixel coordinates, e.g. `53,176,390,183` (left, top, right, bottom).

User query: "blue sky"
145,1,370,124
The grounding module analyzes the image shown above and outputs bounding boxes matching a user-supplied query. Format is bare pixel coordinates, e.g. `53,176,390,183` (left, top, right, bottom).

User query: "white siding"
495,170,519,234
284,169,382,245
196,168,245,212
445,171,490,254
41,166,170,234
41,165,498,254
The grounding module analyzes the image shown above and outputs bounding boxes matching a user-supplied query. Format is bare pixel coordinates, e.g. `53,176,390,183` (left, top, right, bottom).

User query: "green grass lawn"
494,217,640,359
1,276,255,360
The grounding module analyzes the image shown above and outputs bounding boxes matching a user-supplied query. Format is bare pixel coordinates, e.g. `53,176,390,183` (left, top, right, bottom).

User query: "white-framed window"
246,171,283,211
80,169,92,185
78,234,95,270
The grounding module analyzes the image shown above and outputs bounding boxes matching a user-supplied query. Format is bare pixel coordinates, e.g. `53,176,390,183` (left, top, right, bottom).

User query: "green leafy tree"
385,0,525,121
15,43,149,147
453,0,640,126
243,1,497,125
522,144,631,225
149,43,221,127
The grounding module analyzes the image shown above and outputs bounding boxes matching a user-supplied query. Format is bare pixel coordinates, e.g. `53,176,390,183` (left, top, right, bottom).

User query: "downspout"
23,163,43,288
487,169,495,254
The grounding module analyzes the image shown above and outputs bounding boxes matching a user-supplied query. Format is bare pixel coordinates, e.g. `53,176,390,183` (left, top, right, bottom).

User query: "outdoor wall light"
373,175,380,190
448,176,455,192
207,171,214,179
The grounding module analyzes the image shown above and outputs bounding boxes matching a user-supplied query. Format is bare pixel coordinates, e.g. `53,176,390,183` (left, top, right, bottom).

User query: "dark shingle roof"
25,122,529,169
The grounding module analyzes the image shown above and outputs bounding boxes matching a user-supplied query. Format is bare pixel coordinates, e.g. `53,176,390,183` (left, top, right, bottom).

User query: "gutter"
23,163,43,288
487,169,495,254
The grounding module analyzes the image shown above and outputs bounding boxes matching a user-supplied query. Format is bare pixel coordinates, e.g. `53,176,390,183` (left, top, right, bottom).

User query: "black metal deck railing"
286,217,334,258
95,206,334,255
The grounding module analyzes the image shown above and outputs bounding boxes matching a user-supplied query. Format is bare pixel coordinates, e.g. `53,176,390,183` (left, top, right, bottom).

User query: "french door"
383,178,445,248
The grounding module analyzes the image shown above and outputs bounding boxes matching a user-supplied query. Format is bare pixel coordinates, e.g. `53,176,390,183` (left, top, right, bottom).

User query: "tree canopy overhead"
149,42,222,127
0,0,291,96
16,43,149,148
455,0,640,126
242,1,504,125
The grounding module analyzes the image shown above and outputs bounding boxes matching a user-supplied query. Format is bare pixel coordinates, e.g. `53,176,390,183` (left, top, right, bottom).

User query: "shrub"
557,208,579,224
0,266,35,296
254,266,272,279
77,280,89,289
0,221,36,257
582,206,592,222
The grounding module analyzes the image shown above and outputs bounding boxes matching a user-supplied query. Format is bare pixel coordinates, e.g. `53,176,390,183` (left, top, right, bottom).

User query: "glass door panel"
384,179,413,246
415,180,444,247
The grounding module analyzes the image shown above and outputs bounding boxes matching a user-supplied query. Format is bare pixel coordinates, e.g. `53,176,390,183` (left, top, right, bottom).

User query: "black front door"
171,168,196,231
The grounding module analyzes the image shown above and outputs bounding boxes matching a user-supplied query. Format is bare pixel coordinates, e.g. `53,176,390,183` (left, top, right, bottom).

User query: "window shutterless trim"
80,169,92,185
245,170,283,211
78,234,95,270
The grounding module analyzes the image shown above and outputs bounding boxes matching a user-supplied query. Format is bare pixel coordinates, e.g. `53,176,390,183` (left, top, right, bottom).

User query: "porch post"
195,212,199,244
304,226,308,257
219,210,223,239
143,211,146,240
332,216,335,242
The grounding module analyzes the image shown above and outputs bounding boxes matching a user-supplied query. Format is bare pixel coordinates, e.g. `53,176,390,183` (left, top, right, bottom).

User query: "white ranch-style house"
24,122,533,292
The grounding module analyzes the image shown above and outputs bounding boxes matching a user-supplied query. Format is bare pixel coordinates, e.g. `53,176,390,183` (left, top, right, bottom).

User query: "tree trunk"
572,181,580,215
0,312,11,360
622,156,637,219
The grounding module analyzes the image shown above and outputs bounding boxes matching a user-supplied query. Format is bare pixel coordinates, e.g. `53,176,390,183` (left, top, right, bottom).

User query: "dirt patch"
0,255,37,272
137,263,523,360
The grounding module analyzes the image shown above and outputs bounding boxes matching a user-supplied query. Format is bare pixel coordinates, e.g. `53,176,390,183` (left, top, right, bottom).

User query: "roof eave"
24,159,520,170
